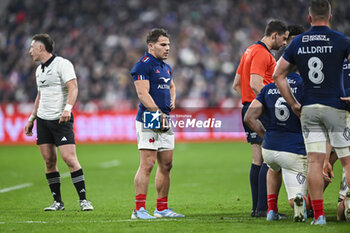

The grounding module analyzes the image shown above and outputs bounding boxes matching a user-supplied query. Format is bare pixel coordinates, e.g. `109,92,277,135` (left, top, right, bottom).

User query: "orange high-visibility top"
237,41,276,104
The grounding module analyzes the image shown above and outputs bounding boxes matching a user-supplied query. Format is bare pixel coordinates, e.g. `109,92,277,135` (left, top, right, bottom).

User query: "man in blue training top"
130,28,184,219
273,0,350,225
245,25,310,223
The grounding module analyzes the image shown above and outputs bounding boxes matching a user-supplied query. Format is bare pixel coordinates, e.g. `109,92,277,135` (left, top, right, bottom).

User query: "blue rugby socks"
257,163,268,211
250,163,261,211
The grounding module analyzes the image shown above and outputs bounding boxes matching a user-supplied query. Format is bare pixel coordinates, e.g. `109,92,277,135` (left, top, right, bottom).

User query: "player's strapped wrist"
28,114,36,123
64,104,73,112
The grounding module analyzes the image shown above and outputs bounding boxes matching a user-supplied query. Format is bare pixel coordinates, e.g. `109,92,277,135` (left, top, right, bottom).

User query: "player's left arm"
273,57,301,117
170,79,176,110
244,99,266,138
59,79,78,123
250,74,264,95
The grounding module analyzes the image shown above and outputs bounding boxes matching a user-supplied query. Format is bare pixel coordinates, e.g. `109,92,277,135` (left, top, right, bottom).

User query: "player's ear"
329,13,333,22
273,32,277,40
308,15,312,24
39,43,44,52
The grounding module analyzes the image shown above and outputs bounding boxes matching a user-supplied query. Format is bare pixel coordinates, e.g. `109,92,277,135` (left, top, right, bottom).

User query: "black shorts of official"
241,102,263,144
36,114,75,146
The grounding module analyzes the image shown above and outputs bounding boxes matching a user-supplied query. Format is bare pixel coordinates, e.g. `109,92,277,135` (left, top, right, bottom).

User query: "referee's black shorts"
241,102,264,144
36,114,75,146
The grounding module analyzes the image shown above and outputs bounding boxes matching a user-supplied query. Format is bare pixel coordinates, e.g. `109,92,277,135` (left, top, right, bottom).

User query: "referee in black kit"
25,33,93,211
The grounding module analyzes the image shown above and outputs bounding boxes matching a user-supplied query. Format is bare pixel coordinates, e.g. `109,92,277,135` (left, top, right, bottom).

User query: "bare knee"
40,145,57,171
63,157,76,169
159,161,173,173
140,157,156,175
44,156,57,170
61,152,80,170
59,145,81,170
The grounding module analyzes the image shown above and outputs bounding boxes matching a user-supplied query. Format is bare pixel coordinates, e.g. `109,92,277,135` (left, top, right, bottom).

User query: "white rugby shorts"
135,121,174,151
301,104,350,152
262,148,308,200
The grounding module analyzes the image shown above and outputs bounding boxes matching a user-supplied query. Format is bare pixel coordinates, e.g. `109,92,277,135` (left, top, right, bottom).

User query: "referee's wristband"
64,104,73,112
28,114,36,123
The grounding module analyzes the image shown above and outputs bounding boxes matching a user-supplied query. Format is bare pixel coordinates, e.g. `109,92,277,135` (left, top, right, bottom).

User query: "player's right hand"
291,103,301,118
24,121,34,136
340,96,350,106
160,113,170,132
322,160,334,183
59,110,71,123
170,101,175,110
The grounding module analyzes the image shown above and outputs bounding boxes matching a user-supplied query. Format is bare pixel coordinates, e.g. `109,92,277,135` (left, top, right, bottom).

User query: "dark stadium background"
1,1,350,232
0,0,349,143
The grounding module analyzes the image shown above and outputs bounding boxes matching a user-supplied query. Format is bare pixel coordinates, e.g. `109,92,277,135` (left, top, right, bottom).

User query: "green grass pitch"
0,142,349,232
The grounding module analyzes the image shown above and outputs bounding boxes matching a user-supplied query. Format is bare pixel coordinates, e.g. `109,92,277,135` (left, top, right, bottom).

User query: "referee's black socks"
71,169,86,200
46,171,62,203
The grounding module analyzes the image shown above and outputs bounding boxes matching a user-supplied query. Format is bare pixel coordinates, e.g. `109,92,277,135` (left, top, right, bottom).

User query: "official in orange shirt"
232,20,288,217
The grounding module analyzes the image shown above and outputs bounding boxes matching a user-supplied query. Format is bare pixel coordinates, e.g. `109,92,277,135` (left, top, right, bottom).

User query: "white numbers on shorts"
308,57,324,84
275,97,290,121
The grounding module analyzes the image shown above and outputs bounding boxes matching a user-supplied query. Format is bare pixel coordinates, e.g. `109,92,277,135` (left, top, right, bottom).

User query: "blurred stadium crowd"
1,0,350,112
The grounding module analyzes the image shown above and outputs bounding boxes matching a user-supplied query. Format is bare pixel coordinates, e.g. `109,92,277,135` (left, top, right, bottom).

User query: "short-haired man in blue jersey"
130,28,184,219
245,25,309,223
273,0,350,225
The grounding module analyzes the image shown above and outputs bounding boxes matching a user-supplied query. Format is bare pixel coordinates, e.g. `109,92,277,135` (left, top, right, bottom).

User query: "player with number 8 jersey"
273,0,350,225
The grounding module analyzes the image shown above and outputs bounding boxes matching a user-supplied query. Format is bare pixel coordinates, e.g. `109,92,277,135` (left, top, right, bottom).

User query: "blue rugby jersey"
256,72,306,155
130,52,172,122
283,26,350,110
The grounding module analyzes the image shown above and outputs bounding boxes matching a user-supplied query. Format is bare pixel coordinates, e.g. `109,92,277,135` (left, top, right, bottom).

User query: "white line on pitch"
0,183,32,193
100,160,120,168
24,221,47,224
